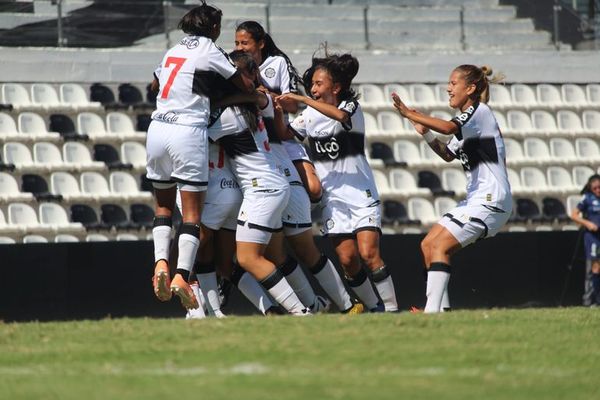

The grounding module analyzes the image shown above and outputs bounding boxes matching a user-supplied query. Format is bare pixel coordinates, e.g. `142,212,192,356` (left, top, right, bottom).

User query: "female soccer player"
235,21,323,203
570,174,600,306
392,64,512,313
147,3,253,310
277,52,398,312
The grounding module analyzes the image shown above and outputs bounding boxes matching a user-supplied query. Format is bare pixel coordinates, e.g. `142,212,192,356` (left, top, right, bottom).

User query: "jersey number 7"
160,57,187,99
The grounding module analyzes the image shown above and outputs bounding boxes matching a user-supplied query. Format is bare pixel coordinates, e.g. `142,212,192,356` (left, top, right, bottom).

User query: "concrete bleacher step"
269,17,364,32
269,4,364,19
367,6,460,22
333,0,499,6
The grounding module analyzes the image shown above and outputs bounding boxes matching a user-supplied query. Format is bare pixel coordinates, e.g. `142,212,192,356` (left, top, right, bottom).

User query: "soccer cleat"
171,274,199,310
291,308,313,316
265,305,286,316
152,260,172,302
309,295,331,314
369,302,386,313
343,302,365,315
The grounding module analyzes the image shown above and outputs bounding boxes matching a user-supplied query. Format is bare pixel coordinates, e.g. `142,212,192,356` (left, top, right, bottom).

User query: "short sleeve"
577,195,588,212
208,43,237,80
339,100,359,131
277,59,294,94
446,136,460,155
289,112,307,141
451,104,476,128
261,95,275,119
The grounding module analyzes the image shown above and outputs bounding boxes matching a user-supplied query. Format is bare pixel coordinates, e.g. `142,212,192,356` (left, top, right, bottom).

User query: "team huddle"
146,2,513,317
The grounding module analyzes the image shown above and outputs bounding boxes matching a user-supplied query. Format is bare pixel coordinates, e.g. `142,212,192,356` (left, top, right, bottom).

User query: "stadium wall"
0,231,586,322
1,47,600,83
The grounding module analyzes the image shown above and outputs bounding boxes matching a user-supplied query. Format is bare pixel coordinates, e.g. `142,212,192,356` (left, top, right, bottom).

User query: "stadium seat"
8,202,52,234
536,84,562,109
506,110,533,136
116,233,139,241
389,169,430,196
417,170,454,196
377,111,407,137
494,112,509,134
433,196,457,219
30,83,61,109
93,143,132,170
370,142,403,167
22,174,62,201
59,83,101,110
62,142,106,171
546,166,577,193
488,84,512,110
548,138,577,165
81,171,125,202
542,197,569,222
556,110,584,135
419,141,445,166
520,167,548,194
0,208,23,235
17,112,61,142
357,84,386,109
38,202,85,233
511,84,538,109
372,169,391,196
71,204,107,230
89,83,120,109
586,83,600,106
523,138,551,164
0,112,20,141
3,142,40,171
145,83,157,105
515,198,544,222
393,139,422,166
566,194,582,214
130,204,154,229
50,114,89,141
582,110,600,134
118,83,146,108
86,233,109,242
530,110,558,135
408,84,437,108
106,112,145,140
54,234,79,243
50,172,94,202
383,84,410,105
33,142,67,170
507,168,523,193
503,138,525,165
561,84,588,109
2,83,33,109
100,203,136,230
136,114,152,132
432,83,450,108
120,141,147,170
23,235,49,244
572,165,595,188
0,172,34,202
441,168,467,196
77,112,120,142
429,110,453,122
407,197,437,225
0,237,16,244
382,200,419,225
109,171,152,202
363,112,380,136
575,138,600,162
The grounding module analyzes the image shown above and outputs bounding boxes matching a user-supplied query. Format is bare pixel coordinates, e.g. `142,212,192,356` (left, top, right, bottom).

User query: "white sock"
425,268,451,313
372,266,398,312
261,270,305,314
281,261,317,308
176,232,199,273
186,283,206,319
237,272,274,314
348,270,380,310
196,272,222,316
441,286,450,312
152,225,171,262
312,257,352,311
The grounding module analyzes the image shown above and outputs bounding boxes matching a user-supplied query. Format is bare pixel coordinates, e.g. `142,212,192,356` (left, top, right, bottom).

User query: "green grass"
1,309,599,400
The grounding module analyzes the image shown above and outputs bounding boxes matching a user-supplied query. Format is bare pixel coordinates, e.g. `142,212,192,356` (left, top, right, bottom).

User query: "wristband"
423,131,436,143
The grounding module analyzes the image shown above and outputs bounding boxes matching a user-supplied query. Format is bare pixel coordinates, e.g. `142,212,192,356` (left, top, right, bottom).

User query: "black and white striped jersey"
290,100,379,207
448,102,512,208
208,105,286,191
151,36,237,127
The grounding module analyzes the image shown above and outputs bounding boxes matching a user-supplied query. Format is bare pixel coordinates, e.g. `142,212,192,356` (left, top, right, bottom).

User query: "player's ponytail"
236,21,301,93
581,174,600,195
455,64,505,104
303,45,360,103
178,1,222,38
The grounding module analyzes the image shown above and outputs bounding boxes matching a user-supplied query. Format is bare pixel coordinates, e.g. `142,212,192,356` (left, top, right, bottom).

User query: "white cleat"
292,308,313,317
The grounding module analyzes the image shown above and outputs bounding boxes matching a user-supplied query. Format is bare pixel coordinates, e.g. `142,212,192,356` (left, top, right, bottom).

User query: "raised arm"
212,90,268,110
276,93,349,124
272,96,295,141
392,93,458,135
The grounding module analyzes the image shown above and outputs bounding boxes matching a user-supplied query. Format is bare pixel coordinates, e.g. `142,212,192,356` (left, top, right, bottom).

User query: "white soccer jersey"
448,102,512,209
259,55,297,95
204,141,242,205
290,100,379,207
209,105,287,191
151,36,237,127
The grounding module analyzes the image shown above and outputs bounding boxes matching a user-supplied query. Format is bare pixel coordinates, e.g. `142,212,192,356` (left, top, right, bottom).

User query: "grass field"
1,308,599,400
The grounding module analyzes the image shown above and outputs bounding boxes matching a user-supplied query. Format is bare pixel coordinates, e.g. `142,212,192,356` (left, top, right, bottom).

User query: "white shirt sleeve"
208,43,238,80
289,112,307,141
260,95,275,119
277,58,292,95
153,63,162,80
447,136,460,155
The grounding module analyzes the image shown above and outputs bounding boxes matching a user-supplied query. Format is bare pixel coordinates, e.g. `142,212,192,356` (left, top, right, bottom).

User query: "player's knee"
420,237,432,258
359,246,381,268
236,251,259,270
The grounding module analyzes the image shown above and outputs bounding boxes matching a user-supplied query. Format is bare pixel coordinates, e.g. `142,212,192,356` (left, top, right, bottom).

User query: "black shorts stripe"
470,217,489,241
353,226,382,236
482,204,506,213
282,221,312,228
171,177,208,187
290,181,304,186
237,220,283,233
443,212,465,228
146,177,174,184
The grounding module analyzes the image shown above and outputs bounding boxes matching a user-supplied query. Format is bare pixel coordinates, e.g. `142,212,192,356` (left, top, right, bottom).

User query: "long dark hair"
581,174,600,195
236,20,301,93
228,50,260,132
303,45,360,103
178,1,222,38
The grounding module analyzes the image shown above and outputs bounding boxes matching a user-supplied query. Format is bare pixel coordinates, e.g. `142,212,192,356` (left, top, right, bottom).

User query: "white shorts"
146,120,208,191
321,199,382,236
283,140,311,162
282,184,313,236
236,188,290,244
175,190,240,231
438,201,512,247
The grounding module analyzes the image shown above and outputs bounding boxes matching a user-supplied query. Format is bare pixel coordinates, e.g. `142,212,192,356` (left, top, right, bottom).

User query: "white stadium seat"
548,138,577,165
106,112,145,140
520,167,548,194
30,83,61,109
38,203,85,233
357,84,386,109
33,142,66,170
120,141,147,170
407,197,437,225
17,112,61,142
546,166,577,193
377,111,407,137
536,84,562,109
434,197,457,219
8,202,52,234
408,84,437,108
80,171,121,202
503,138,525,165
54,234,80,243
86,233,110,242
511,84,538,109
372,169,391,196
556,110,584,135
441,168,467,196
561,84,588,109
582,110,600,134
507,168,522,193
0,112,20,141
50,171,94,202
23,235,48,243
575,138,600,162
506,110,533,136
3,142,40,171
0,209,22,235
0,172,34,202
109,171,152,202
523,137,551,164
488,84,512,110
62,142,106,171
530,110,558,135
116,233,139,241
2,83,33,109
383,84,410,105
393,139,422,165
566,194,582,215
59,83,101,110
433,83,449,107
493,112,509,134
586,84,600,106
572,165,595,187
78,112,120,141
388,169,430,196
0,237,16,244
363,112,380,136
419,141,445,166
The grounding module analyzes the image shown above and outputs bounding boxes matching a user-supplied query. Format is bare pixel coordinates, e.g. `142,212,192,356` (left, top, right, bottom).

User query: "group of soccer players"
146,2,514,316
